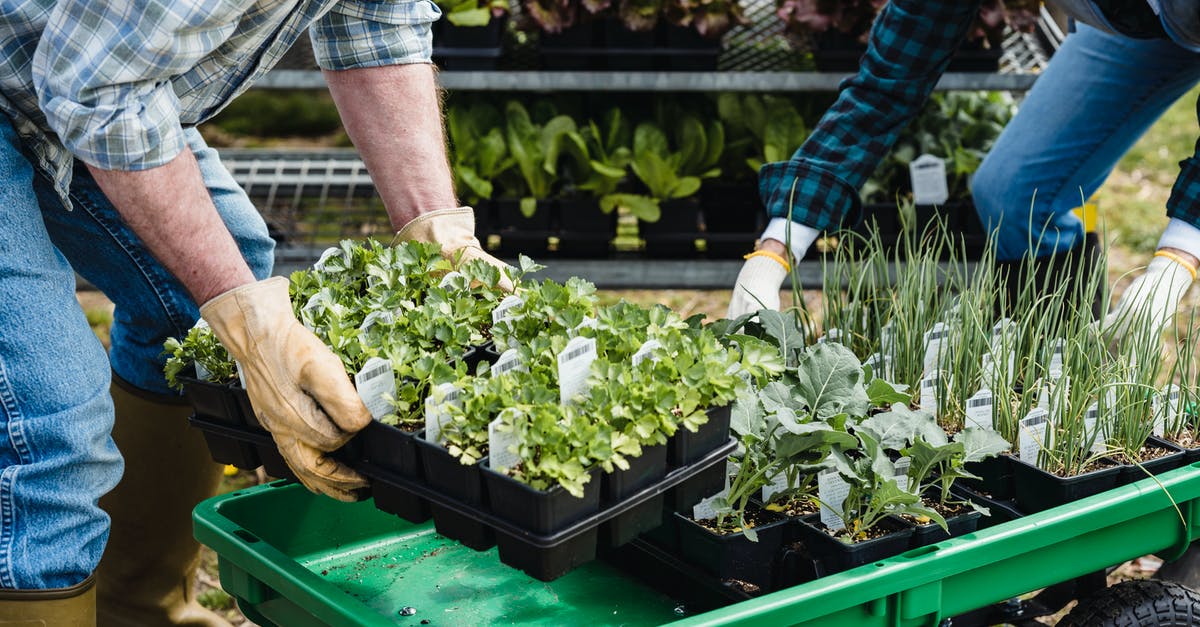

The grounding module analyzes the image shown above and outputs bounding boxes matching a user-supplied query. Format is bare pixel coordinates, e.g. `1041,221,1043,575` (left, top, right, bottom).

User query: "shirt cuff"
39,84,187,171
758,159,861,232
1158,218,1200,261
311,0,440,69
760,218,821,262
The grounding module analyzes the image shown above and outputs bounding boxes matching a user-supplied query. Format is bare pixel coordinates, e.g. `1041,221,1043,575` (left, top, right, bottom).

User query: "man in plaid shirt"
0,0,505,623
730,0,1200,344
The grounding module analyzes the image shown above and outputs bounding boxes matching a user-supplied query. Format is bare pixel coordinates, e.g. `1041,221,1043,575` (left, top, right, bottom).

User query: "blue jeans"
0,118,273,588
973,23,1200,261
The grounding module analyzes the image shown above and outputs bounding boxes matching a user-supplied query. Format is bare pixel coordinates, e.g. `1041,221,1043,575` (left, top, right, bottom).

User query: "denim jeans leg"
40,128,275,398
972,23,1200,261
0,120,123,589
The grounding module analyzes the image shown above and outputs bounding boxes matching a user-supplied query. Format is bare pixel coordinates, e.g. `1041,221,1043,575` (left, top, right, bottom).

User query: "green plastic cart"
194,463,1200,626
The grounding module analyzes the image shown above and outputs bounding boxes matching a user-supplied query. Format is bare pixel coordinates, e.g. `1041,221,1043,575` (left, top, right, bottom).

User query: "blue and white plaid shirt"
4,0,438,205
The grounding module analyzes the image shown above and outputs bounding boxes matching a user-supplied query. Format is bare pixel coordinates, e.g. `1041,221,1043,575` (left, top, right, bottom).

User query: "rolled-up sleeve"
761,0,980,230
29,0,232,171
310,0,441,70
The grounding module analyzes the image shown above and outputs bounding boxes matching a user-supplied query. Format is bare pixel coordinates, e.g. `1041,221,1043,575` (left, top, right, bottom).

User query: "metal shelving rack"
230,7,1060,287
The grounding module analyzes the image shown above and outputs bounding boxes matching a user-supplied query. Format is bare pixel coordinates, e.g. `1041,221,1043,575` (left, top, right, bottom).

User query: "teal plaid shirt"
4,0,438,205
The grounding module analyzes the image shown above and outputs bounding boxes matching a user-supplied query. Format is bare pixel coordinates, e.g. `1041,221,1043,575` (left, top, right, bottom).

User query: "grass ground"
72,86,1200,625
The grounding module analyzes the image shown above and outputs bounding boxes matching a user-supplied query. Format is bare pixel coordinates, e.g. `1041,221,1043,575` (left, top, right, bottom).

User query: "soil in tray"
691,507,780,536
1038,457,1120,478
1166,429,1200,449
1108,444,1176,465
900,498,969,526
763,495,819,518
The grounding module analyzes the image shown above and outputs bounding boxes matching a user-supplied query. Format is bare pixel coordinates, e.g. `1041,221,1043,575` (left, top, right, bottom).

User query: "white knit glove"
727,218,820,318
1102,252,1195,340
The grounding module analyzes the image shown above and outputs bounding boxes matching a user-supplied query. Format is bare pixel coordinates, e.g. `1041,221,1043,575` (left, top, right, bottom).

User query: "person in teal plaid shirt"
730,0,1200,346
0,0,506,623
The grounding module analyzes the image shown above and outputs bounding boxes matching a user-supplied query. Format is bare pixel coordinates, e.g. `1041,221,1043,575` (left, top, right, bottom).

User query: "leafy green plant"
503,101,577,217
163,323,237,390
437,0,508,26
447,103,514,204
606,117,722,221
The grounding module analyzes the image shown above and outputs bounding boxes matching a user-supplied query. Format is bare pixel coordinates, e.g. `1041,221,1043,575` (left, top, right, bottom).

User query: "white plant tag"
1048,375,1070,423
818,469,849,531
359,309,395,332
910,154,949,205
1084,402,1106,455
423,383,460,446
819,328,843,344
354,357,395,420
194,362,211,381
1165,384,1182,434
1048,338,1066,379
632,339,663,366
491,348,527,377
894,457,912,493
991,318,1013,345
881,322,896,355
692,491,726,521
1019,408,1051,467
491,295,524,323
923,322,951,374
1036,378,1050,412
557,336,598,405
488,416,521,473
761,473,790,503
438,271,465,289
234,360,247,389
571,316,598,336
312,246,341,271
1152,392,1166,438
919,371,942,416
965,388,995,431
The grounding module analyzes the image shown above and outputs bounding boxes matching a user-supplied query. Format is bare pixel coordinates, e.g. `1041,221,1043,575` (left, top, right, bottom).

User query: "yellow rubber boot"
0,574,96,626
96,377,232,627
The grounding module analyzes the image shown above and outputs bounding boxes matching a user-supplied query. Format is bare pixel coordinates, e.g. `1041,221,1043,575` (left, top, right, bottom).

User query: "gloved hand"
201,277,372,501
1102,250,1196,340
394,207,513,291
728,251,790,318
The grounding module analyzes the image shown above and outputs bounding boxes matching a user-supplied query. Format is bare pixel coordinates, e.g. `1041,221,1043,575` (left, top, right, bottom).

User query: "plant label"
923,323,951,374
910,154,949,205
1084,402,1105,455
488,417,521,473
761,473,790,503
1019,408,1050,467
864,353,893,381
919,371,942,417
570,316,598,337
818,328,843,344
965,388,995,431
1152,392,1166,438
354,356,395,420
557,336,598,405
1035,377,1049,412
692,492,726,522
423,383,460,446
1048,338,1065,379
234,360,247,389
1165,384,1182,435
438,271,465,289
818,469,849,531
1047,375,1070,424
632,339,663,367
492,348,527,377
881,322,896,355
991,318,1013,345
894,456,912,493
313,246,341,272
491,295,524,323
359,309,395,332
194,362,212,382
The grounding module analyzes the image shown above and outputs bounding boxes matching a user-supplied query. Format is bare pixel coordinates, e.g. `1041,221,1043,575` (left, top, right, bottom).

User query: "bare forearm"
87,150,256,305
325,63,456,229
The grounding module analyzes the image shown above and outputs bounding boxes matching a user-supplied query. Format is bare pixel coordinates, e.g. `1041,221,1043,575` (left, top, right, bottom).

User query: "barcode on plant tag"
632,339,663,367
488,417,521,473
761,473,790,503
818,469,849,531
894,457,912,493
360,309,394,332
354,357,395,420
881,322,895,355
1085,402,1105,455
491,295,524,323
692,491,727,521
819,328,843,344
424,383,460,446
438,271,465,289
557,336,598,405
1019,408,1050,467
923,323,950,374
492,348,527,377
965,389,994,431
919,371,941,416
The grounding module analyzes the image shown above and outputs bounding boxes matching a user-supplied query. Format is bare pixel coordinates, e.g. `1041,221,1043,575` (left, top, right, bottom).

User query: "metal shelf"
258,69,1039,92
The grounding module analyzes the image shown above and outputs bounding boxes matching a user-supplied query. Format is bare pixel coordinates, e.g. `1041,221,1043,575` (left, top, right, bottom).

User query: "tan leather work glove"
201,277,372,501
394,207,514,291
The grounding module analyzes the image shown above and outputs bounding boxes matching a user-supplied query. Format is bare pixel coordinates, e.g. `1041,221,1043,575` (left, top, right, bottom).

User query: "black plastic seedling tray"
357,438,737,581
187,416,298,482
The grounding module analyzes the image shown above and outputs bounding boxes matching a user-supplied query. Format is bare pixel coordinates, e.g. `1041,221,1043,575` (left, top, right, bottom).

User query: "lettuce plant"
163,323,237,389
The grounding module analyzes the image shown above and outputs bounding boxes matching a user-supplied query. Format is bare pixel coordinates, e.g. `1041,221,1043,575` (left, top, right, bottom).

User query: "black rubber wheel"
1058,580,1200,627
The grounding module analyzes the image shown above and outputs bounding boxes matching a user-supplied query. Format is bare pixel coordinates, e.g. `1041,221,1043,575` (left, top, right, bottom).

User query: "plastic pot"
180,377,240,425
482,464,602,581
432,18,505,70
495,198,552,257
187,416,261,470
1010,455,1122,514
669,405,732,468
795,515,914,576
472,202,495,241
556,196,614,258
641,198,701,258
602,443,668,546
356,421,428,523
961,454,1015,500
907,507,982,549
416,438,495,550
667,461,725,513
953,484,1024,529
676,510,788,589
1110,436,1186,487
